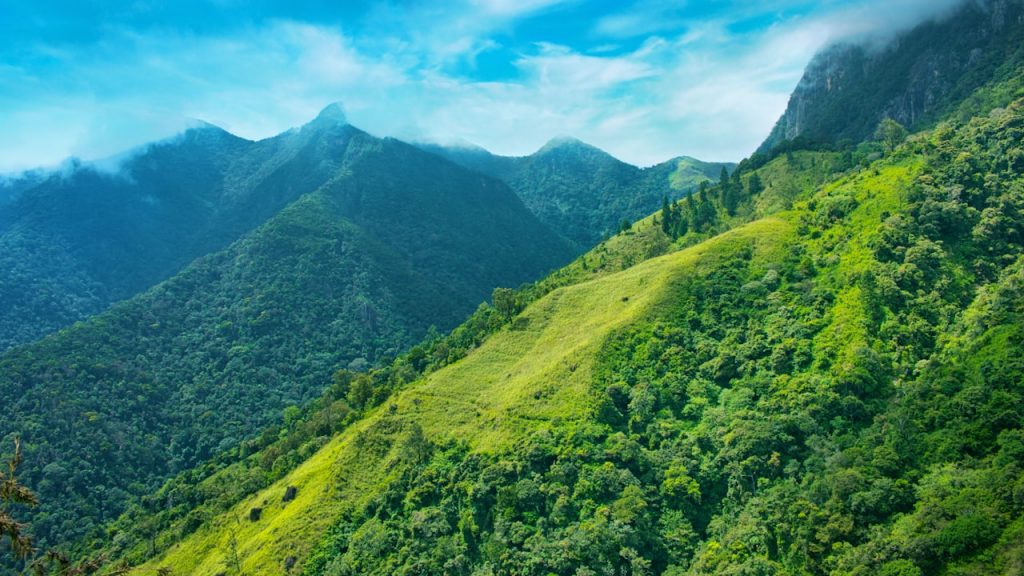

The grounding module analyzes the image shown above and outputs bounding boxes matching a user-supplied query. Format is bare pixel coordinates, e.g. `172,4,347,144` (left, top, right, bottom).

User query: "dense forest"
82,17,1024,574
0,106,406,353
2,1,1023,575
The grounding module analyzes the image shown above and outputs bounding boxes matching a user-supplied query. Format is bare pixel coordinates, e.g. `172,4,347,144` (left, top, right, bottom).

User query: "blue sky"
0,0,962,172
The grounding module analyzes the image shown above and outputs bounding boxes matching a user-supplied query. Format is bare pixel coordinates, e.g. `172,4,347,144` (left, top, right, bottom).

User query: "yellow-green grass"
133,217,792,575
806,159,922,365
751,151,839,216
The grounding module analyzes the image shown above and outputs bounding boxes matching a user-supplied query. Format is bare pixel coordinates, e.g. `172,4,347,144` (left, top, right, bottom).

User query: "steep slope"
22,3,1024,573
758,0,1024,153
419,139,733,249
121,93,1024,576
129,216,793,575
0,126,250,351
0,126,573,557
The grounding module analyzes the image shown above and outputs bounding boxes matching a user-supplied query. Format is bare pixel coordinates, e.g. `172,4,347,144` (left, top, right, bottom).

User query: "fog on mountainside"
759,0,1024,153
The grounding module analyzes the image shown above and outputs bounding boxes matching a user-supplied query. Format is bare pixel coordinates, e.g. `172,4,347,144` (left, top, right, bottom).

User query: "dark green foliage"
21,9,1024,575
660,196,688,239
0,125,573,561
94,300,511,567
747,173,764,196
0,118,342,352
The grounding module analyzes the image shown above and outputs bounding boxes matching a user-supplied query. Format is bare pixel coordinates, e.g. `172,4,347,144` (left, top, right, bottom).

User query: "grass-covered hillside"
126,213,795,576
420,138,734,250
100,77,1024,575
0,125,574,561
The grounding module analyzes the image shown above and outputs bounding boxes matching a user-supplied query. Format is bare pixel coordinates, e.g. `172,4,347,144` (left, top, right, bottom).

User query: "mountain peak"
184,118,225,133
537,136,589,154
315,102,348,125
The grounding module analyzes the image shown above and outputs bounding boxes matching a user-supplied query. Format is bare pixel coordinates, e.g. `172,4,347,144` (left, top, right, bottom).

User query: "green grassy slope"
115,95,1024,575
134,216,792,575
26,6,1024,572
81,150,827,575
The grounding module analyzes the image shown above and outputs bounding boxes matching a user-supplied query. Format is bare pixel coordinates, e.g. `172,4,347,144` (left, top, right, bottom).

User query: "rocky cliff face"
758,0,1024,153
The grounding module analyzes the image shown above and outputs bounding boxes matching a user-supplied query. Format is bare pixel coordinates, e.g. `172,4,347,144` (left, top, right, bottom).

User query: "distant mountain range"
0,109,726,353
418,138,733,249
0,105,579,552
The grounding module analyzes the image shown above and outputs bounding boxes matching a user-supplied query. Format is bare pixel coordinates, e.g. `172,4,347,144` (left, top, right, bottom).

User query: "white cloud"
595,0,693,38
470,0,572,17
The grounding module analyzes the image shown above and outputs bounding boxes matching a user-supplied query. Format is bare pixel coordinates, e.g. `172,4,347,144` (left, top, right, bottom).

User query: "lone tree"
875,117,908,152
492,287,518,321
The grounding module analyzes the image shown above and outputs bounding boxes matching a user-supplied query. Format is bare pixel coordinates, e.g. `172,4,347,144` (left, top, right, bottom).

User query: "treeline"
658,167,765,240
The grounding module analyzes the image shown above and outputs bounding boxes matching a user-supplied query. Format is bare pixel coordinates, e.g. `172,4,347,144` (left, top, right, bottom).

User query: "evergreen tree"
747,173,764,196
722,171,742,216
675,207,689,238
661,197,673,236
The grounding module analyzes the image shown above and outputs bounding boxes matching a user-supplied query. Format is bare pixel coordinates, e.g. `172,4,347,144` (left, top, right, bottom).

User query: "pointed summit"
536,136,592,155
315,102,348,125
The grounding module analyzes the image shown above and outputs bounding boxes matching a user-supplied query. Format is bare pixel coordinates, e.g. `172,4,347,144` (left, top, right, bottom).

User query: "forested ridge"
99,47,1024,576
0,123,574,565
759,0,1024,153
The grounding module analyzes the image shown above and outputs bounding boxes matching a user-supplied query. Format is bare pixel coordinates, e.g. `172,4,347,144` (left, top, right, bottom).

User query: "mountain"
1,114,721,355
758,0,1024,154
0,112,574,558
0,107,376,352
419,139,734,249
0,170,47,207
89,4,1024,575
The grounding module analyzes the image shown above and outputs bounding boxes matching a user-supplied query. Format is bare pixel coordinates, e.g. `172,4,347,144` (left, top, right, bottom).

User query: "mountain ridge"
417,139,734,249
758,0,1024,154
